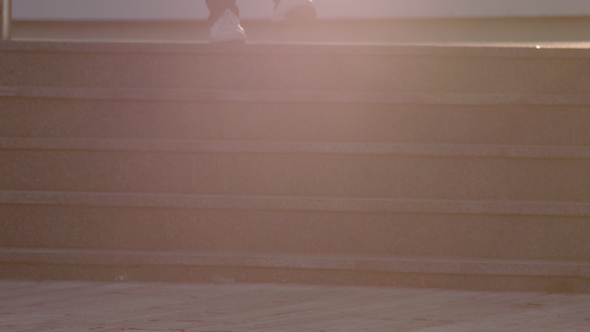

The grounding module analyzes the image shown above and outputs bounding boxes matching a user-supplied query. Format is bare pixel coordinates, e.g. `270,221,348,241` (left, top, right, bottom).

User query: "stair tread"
2,137,590,159
2,190,590,217
3,247,589,279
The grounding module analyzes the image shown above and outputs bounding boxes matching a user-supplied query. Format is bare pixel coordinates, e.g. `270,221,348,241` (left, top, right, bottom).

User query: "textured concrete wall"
12,0,590,21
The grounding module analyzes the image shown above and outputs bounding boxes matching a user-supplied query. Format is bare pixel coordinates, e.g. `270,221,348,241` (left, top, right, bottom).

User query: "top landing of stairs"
7,16,590,47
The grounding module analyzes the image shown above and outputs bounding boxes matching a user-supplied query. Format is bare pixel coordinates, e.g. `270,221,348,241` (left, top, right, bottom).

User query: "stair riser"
2,51,590,93
5,262,590,293
1,150,589,202
2,98,590,146
2,205,589,261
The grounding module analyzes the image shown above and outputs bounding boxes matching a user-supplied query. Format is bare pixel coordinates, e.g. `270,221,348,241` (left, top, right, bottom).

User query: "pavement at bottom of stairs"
1,279,590,331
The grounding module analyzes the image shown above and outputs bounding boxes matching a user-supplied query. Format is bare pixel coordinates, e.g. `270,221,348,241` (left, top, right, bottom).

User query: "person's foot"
272,0,316,24
210,9,247,43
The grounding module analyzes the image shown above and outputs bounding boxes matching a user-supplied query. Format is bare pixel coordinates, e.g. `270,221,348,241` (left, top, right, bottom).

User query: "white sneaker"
210,9,247,43
272,0,316,24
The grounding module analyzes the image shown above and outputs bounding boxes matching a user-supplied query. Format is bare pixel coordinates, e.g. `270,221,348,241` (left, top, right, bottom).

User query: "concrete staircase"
1,41,590,292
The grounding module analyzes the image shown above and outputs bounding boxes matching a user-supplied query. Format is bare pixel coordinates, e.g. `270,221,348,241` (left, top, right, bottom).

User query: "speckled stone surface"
2,42,590,94
2,41,590,290
1,147,589,201
2,203,590,261
2,191,590,217
2,91,590,146
0,150,194,193
1,248,590,293
399,156,590,202
3,248,590,278
6,86,590,105
3,137,590,160
4,263,590,293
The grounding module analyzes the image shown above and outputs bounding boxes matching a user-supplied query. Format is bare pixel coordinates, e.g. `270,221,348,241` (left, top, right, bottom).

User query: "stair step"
2,88,590,146
2,42,590,94
2,247,589,292
4,137,590,159
1,138,589,201
2,192,590,261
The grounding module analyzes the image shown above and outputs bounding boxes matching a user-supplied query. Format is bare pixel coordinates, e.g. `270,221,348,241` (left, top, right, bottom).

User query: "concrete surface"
13,0,590,20
3,22,590,292
2,280,590,331
3,42,590,95
10,17,590,46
